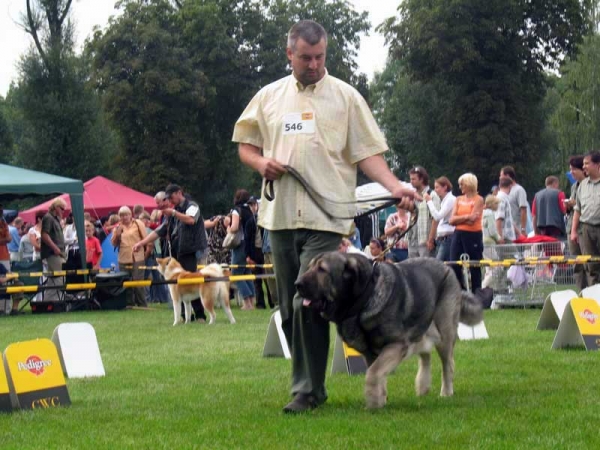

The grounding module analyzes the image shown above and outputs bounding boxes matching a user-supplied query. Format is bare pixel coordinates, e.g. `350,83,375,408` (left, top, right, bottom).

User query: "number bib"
282,112,315,135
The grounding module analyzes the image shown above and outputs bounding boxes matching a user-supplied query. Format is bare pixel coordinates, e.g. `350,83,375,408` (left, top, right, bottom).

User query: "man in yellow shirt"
233,20,415,413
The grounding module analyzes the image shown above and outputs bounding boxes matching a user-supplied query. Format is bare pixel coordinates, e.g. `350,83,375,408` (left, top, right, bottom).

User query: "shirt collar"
293,69,328,93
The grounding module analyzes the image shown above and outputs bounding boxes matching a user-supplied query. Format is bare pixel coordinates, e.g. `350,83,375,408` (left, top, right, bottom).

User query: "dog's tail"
460,291,484,325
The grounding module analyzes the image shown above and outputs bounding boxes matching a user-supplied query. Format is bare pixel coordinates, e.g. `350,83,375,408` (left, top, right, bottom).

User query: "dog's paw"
365,392,387,409
365,379,386,409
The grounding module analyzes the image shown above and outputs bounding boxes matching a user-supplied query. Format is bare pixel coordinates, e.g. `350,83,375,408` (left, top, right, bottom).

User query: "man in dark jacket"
134,184,208,322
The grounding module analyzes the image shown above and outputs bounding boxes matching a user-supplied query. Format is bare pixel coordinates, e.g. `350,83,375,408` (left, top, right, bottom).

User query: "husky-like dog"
155,257,236,326
295,253,483,409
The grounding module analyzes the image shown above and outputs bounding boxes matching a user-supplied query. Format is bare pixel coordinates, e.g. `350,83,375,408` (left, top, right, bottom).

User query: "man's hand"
132,242,142,253
570,231,578,243
258,158,287,181
53,246,62,256
390,186,420,212
162,208,175,217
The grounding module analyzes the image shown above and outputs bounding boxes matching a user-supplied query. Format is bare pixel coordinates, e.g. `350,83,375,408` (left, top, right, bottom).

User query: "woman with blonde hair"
449,173,484,291
111,206,148,307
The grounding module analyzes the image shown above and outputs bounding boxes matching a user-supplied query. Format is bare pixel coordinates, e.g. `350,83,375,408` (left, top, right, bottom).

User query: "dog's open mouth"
302,299,312,307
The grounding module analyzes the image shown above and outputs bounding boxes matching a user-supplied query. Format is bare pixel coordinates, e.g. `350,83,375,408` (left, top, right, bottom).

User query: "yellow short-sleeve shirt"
232,72,388,234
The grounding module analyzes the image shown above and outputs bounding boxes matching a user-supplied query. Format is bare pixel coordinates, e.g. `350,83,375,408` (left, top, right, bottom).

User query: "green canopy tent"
0,164,87,269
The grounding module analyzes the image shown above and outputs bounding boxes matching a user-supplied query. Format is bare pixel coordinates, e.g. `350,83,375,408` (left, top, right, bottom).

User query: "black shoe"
282,394,322,414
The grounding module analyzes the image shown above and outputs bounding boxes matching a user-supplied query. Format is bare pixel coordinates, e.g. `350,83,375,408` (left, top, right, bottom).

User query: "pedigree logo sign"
3,339,70,411
571,298,600,350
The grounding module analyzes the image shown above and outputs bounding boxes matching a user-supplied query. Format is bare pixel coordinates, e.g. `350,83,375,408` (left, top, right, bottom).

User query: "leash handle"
263,165,407,220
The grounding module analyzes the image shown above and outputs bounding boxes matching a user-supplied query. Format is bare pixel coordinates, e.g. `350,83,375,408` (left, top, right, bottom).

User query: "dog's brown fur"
155,257,236,326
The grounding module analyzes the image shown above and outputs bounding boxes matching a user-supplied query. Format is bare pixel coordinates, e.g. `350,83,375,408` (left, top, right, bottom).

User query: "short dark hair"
165,183,182,196
569,155,584,170
586,150,600,164
500,166,516,181
35,211,46,221
287,20,327,50
409,166,429,186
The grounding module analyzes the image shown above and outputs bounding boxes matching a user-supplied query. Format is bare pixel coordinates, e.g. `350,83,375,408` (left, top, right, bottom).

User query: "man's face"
409,173,423,189
287,38,327,86
55,204,66,218
584,157,599,178
168,191,183,206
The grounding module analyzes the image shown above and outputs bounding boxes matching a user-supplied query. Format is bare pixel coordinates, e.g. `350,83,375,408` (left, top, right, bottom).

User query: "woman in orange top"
449,173,484,291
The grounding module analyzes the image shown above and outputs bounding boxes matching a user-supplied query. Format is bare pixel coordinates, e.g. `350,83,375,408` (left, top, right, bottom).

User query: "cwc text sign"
3,338,70,410
552,298,600,350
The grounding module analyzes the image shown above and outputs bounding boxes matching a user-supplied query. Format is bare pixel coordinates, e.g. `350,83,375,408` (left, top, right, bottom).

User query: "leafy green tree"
87,0,372,214
551,34,600,158
9,0,115,180
378,0,591,194
0,97,14,164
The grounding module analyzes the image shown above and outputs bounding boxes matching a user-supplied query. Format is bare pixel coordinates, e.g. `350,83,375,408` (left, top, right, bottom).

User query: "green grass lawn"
1,305,599,449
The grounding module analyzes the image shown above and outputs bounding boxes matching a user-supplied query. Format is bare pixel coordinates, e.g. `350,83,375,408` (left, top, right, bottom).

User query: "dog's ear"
308,253,326,270
343,254,360,281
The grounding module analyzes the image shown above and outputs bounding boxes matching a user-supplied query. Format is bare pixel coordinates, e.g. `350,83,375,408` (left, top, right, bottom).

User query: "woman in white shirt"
423,176,456,261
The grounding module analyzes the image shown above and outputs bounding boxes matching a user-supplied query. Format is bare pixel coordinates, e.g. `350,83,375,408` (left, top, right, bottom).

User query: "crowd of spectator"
337,152,600,295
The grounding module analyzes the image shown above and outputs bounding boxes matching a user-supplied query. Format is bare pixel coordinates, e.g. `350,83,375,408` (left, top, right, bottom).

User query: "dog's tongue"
302,298,312,307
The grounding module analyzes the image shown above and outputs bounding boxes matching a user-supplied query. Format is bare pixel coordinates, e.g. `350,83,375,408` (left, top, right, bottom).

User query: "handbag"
222,228,243,250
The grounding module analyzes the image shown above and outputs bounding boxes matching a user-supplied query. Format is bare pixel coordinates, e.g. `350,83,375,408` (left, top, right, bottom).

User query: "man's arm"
520,207,527,233
239,143,287,180
132,230,159,253
357,155,417,202
41,231,61,256
163,208,194,226
571,210,581,243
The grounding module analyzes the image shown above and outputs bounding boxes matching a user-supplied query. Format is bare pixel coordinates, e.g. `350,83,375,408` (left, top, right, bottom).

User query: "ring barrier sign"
262,310,291,359
51,323,105,378
552,298,600,350
331,334,368,375
3,339,70,410
536,290,578,330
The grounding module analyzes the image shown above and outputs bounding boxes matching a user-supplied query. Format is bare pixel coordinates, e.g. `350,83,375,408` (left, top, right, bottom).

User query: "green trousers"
270,229,342,403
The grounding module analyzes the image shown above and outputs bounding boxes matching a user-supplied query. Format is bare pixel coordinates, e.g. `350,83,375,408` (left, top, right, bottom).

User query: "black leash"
264,165,401,219
263,165,418,245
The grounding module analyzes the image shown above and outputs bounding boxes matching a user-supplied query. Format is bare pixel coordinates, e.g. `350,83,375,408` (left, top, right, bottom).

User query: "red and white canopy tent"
20,176,157,223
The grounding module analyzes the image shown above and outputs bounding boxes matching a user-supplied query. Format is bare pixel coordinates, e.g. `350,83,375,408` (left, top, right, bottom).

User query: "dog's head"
295,252,374,322
155,257,183,279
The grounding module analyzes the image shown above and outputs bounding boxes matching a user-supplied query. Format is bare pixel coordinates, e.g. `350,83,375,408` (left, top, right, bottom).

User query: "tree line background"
0,0,599,217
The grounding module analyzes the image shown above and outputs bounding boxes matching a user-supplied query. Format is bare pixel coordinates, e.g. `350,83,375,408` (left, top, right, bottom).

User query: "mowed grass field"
1,304,599,449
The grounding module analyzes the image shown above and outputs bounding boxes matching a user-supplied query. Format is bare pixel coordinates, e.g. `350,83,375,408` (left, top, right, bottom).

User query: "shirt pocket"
317,114,347,155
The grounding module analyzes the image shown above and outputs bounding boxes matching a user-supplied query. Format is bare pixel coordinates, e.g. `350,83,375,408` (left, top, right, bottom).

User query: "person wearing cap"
134,184,208,322
232,19,416,413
